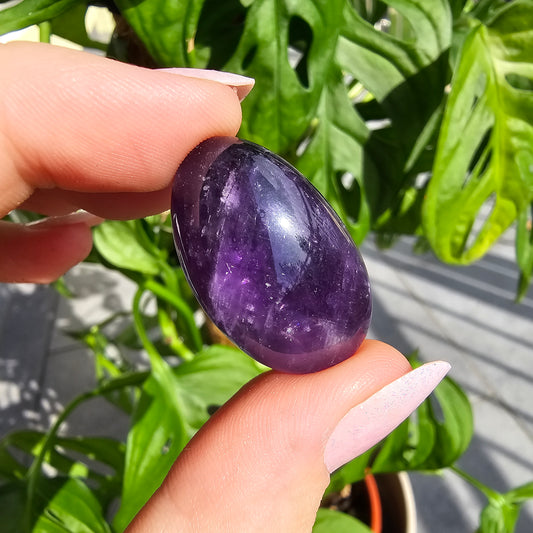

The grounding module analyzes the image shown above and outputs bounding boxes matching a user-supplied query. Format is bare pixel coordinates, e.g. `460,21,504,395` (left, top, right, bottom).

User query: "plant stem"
132,286,196,363
39,21,51,43
451,464,498,500
144,279,202,352
24,371,148,531
132,287,165,362
157,306,194,361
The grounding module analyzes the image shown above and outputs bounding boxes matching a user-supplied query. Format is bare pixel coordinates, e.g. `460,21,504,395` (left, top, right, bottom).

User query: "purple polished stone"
171,137,371,373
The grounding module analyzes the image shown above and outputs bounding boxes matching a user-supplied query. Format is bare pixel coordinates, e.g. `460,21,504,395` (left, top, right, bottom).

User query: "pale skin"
0,42,411,531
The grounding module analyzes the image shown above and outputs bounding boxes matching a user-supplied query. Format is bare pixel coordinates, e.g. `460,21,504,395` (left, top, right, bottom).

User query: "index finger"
0,42,243,216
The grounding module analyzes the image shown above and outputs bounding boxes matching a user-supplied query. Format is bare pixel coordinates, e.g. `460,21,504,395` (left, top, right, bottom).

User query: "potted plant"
1,0,532,531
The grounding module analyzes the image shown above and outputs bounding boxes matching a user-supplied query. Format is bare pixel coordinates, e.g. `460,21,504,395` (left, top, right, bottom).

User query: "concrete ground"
1,233,532,532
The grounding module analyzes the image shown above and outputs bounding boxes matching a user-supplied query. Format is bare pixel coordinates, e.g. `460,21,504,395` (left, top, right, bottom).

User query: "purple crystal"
171,137,371,373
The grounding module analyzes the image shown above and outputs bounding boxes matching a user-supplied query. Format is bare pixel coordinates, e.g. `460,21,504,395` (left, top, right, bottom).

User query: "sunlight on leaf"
33,478,112,533
93,220,162,275
173,345,264,434
0,0,78,35
516,203,533,300
423,1,533,264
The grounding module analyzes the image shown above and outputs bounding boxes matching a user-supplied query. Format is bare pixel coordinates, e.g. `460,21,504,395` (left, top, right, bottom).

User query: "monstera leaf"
103,0,453,234
423,1,533,266
300,0,451,236
113,0,206,66
223,0,346,154
296,67,371,244
0,0,78,34
516,202,533,300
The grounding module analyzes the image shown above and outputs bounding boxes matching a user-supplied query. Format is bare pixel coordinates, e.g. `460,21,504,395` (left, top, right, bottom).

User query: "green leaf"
113,343,262,530
112,355,189,531
0,482,26,533
479,496,520,533
33,478,111,533
113,0,206,66
108,0,454,234
516,202,533,300
1,478,113,533
225,0,346,154
0,0,79,35
337,0,451,223
144,279,202,354
51,276,75,299
1,430,124,482
423,1,533,264
373,186,427,241
402,395,438,466
93,220,162,275
371,418,411,473
338,1,451,93
506,481,533,504
296,67,371,244
76,324,141,413
0,443,27,481
2,430,79,481
174,344,264,434
16,369,148,530
53,435,125,475
192,0,249,69
479,478,533,532
456,474,533,533
351,0,387,24
313,508,372,533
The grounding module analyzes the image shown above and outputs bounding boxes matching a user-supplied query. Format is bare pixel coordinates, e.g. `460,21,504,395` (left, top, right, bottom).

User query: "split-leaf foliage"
1,0,532,531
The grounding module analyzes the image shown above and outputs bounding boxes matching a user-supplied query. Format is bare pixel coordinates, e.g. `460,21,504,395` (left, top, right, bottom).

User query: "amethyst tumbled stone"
171,137,371,373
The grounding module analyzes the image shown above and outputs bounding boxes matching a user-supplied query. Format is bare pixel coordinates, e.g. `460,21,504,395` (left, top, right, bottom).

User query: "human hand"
126,342,448,532
0,41,248,283
0,42,449,532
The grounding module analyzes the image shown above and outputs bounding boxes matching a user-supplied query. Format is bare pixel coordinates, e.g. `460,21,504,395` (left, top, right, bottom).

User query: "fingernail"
158,68,255,102
27,210,104,228
324,361,451,473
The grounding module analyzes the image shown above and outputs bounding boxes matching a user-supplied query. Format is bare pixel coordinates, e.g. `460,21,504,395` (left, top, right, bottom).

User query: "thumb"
126,341,449,532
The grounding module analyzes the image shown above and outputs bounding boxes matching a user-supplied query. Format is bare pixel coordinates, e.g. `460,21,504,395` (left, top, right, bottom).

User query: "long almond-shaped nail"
158,68,255,102
324,361,451,473
27,210,104,228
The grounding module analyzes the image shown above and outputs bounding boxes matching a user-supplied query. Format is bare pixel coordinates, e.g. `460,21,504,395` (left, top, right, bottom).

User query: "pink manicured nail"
27,210,104,228
158,68,255,102
324,361,451,473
